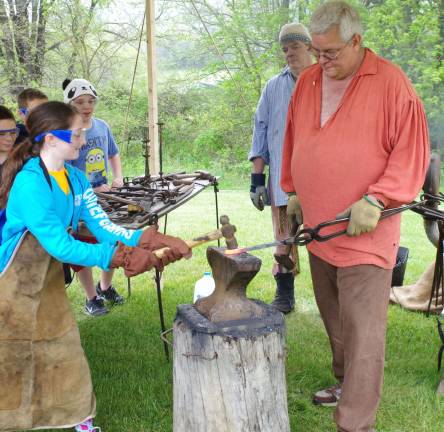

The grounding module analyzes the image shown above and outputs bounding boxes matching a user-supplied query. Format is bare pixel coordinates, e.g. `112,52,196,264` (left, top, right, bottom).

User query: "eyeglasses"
0,127,20,138
310,37,353,61
34,128,86,144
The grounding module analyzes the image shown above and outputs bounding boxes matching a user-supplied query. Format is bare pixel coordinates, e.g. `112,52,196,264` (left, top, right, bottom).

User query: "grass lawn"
42,189,443,432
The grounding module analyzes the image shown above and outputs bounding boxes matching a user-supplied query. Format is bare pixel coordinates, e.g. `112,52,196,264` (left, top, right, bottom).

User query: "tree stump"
173,247,290,432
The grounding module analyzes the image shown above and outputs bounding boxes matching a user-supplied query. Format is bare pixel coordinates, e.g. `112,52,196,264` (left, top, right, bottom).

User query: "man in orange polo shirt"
281,2,429,431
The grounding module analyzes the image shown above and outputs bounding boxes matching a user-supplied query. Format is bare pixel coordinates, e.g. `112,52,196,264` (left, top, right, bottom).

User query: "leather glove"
110,243,162,276
139,225,191,259
336,196,383,236
250,173,269,211
286,193,303,232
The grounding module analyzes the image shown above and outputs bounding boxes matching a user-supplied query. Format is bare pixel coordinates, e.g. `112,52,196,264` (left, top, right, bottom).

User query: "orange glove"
139,225,191,260
110,243,162,276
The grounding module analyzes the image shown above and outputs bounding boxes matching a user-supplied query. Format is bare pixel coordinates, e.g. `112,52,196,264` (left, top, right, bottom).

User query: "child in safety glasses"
15,88,48,145
62,78,126,316
0,101,190,432
0,106,19,183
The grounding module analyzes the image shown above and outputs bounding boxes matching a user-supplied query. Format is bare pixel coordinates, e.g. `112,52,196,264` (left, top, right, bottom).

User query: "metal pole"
145,0,159,174
155,269,169,361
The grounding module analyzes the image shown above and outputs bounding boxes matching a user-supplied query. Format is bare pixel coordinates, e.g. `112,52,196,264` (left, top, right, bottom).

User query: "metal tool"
226,200,430,256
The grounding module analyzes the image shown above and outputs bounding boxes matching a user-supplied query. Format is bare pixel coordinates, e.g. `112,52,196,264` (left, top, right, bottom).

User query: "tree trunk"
173,304,290,432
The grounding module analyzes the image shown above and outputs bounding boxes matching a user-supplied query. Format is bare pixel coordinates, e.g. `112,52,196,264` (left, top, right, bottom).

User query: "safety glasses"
0,127,20,138
34,128,86,144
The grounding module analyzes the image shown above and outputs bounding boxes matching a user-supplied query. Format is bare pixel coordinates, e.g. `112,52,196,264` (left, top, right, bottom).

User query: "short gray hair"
309,1,363,42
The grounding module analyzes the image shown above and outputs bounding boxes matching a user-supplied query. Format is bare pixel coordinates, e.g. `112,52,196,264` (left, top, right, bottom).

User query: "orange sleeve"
367,96,430,207
280,92,296,193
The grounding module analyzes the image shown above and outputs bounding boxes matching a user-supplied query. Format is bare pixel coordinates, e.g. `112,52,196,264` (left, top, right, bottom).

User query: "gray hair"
309,1,363,42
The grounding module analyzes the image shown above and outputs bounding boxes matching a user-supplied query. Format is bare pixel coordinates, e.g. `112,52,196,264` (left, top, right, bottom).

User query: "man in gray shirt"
249,23,312,313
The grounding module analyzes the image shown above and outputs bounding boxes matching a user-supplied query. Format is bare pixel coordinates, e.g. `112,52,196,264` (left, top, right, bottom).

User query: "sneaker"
96,283,125,305
84,296,109,317
313,384,342,407
74,418,101,431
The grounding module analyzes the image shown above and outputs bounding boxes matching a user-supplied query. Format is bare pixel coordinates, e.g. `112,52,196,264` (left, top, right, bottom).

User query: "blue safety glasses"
34,128,86,144
0,127,20,137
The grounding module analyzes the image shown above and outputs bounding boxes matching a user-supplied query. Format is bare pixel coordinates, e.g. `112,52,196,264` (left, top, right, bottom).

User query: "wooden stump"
173,247,290,432
173,305,289,432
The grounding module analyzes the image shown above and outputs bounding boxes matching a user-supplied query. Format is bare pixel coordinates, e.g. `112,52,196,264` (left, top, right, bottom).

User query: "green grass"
42,190,443,432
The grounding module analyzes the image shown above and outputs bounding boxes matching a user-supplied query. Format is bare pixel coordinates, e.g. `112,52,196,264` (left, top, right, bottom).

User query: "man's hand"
286,193,303,231
111,177,124,189
94,184,111,193
250,173,269,211
336,196,383,236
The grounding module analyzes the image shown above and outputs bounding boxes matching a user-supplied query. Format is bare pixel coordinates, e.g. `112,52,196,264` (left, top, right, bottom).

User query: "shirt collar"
281,65,292,76
355,48,378,76
281,65,298,82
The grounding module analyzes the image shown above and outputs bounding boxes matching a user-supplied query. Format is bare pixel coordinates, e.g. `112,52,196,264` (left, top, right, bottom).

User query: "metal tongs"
225,200,430,256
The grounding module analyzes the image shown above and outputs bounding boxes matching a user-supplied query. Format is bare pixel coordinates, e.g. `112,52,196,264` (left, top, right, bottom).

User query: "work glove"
139,225,191,259
336,195,383,236
286,193,303,232
110,243,162,276
250,173,269,211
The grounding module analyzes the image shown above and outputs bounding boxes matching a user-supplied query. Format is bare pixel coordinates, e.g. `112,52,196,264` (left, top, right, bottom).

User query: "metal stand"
155,268,169,361
155,179,220,361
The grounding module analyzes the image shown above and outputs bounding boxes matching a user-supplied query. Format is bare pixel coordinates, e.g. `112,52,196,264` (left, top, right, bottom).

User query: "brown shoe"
313,384,342,406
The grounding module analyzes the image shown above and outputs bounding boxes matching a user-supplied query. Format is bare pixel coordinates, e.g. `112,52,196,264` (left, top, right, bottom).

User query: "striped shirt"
249,66,296,207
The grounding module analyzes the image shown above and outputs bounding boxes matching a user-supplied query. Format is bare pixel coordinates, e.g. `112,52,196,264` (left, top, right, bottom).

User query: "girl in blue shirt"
0,101,189,432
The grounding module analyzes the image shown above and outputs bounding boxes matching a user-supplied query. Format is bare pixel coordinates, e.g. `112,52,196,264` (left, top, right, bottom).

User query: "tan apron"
0,232,96,431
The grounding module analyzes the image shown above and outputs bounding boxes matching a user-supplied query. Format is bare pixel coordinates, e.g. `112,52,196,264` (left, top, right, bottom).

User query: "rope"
123,10,146,153
188,0,249,108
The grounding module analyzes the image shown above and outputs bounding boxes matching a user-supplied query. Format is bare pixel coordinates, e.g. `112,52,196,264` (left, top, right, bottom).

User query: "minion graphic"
85,148,107,187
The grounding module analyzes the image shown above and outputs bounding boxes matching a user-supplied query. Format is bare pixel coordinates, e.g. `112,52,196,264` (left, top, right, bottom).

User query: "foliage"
0,0,55,92
0,0,442,171
362,0,444,148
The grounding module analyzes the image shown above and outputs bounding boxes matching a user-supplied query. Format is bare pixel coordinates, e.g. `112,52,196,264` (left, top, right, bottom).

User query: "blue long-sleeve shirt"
0,157,142,272
248,66,296,206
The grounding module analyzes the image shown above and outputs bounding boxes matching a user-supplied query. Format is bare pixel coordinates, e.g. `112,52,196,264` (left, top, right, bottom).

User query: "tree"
0,0,55,91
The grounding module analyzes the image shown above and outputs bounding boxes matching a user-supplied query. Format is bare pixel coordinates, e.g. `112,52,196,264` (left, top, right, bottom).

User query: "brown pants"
309,253,392,432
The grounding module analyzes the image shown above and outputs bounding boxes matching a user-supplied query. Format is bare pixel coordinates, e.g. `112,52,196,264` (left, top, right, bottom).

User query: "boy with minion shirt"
63,78,126,316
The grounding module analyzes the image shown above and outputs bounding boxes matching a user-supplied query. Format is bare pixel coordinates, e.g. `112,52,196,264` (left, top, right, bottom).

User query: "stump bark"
173,247,290,432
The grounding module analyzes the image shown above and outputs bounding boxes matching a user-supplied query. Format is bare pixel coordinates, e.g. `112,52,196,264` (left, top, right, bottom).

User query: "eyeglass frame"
34,128,86,144
0,127,20,138
309,35,355,61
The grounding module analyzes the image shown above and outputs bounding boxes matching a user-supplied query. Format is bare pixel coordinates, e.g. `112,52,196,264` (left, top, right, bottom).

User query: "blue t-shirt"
69,118,119,188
